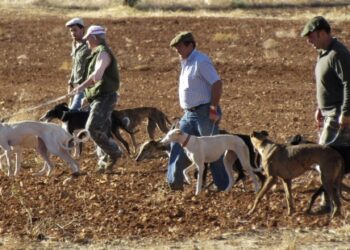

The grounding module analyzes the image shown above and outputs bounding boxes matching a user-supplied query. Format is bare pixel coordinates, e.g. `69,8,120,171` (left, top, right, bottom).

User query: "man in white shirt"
167,31,229,191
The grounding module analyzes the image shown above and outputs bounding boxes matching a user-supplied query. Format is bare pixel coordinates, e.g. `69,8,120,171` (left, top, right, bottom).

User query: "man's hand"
80,98,88,110
315,108,323,128
68,86,82,97
209,105,220,122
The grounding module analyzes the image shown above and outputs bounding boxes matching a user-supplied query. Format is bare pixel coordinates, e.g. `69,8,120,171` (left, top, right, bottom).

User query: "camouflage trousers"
85,92,122,169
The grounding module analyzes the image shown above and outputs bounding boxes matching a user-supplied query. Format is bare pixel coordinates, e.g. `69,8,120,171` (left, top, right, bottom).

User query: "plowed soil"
0,6,350,249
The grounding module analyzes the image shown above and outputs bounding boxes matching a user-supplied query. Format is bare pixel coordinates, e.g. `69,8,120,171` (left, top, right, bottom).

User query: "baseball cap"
170,31,195,47
65,17,84,27
301,16,331,37
83,25,106,40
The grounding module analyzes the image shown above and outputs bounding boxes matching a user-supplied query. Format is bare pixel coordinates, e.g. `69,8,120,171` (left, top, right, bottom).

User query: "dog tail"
74,129,90,143
61,130,90,150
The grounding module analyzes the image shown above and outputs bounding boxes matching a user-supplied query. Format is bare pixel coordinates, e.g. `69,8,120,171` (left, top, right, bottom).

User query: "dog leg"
321,174,341,218
328,172,342,218
5,150,14,176
237,147,261,192
57,149,80,174
183,163,196,184
130,133,138,154
281,178,294,215
248,176,276,215
195,164,204,195
147,119,157,140
34,138,55,176
0,152,5,173
306,186,324,214
14,148,23,176
223,151,236,192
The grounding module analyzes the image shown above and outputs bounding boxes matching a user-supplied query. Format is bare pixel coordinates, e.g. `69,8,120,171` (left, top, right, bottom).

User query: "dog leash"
210,120,217,136
1,94,69,121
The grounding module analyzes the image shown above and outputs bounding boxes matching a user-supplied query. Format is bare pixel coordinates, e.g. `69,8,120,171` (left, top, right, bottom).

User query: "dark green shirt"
69,41,90,87
316,38,350,117
84,44,120,102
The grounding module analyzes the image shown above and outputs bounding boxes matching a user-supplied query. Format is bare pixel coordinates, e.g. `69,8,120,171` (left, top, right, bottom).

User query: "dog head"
160,128,183,144
250,130,269,150
135,140,169,162
39,102,69,122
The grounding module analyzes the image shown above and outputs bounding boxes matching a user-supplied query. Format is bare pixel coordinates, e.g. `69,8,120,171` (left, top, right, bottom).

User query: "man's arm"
334,52,350,127
210,80,222,108
209,80,222,122
69,51,111,95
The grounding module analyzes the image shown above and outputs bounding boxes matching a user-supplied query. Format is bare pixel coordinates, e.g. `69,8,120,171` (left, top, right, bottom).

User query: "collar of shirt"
319,37,336,58
180,49,197,67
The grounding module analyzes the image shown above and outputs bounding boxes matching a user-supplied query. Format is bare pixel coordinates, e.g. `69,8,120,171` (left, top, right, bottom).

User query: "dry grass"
1,0,350,21
212,32,239,43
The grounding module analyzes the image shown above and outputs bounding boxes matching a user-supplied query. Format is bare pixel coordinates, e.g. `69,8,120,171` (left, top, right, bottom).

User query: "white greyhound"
0,121,89,176
161,129,261,195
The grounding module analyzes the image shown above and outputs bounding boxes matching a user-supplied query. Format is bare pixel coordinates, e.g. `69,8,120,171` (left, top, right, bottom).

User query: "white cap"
83,25,106,39
65,17,84,27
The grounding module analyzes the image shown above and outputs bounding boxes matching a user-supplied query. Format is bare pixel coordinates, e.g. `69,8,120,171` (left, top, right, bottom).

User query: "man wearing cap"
167,31,229,191
301,16,350,212
65,17,90,110
69,25,122,174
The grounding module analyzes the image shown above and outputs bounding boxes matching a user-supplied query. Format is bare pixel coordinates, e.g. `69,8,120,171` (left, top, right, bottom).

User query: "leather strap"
182,134,191,148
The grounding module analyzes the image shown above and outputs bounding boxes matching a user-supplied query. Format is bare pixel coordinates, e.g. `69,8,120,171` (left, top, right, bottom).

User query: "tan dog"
248,131,344,218
135,139,170,162
114,107,170,152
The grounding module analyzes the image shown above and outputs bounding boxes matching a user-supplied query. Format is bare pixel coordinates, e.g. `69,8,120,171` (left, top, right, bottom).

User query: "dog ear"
287,134,302,145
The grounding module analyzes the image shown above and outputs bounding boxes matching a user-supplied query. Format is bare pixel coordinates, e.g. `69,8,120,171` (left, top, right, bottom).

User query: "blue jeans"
167,103,229,191
69,92,84,111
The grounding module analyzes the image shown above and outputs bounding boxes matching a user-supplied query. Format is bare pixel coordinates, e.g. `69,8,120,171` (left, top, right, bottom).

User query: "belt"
185,103,209,112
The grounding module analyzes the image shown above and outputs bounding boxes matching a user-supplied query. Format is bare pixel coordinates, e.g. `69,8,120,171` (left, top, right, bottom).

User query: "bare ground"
0,5,350,249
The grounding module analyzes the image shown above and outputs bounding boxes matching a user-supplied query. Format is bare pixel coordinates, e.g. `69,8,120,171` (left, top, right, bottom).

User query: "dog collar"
182,134,191,148
60,111,67,121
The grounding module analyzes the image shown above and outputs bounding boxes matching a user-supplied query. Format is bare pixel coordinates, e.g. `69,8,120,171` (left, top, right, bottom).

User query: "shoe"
207,183,220,192
169,183,184,191
105,156,118,172
313,204,331,215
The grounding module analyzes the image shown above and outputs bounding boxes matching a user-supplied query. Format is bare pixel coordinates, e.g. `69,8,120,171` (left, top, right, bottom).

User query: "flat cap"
65,17,84,27
301,16,331,37
170,31,195,47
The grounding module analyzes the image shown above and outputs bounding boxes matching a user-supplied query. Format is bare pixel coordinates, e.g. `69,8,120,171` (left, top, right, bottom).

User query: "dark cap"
301,16,331,37
170,31,195,47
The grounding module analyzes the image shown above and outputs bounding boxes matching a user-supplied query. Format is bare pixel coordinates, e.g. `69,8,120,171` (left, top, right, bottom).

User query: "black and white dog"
40,103,133,155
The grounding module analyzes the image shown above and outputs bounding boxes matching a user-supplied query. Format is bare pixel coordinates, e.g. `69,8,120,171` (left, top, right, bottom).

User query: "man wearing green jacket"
69,25,122,174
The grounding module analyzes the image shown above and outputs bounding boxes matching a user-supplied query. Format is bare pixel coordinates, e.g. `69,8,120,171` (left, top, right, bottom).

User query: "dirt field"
0,5,350,249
